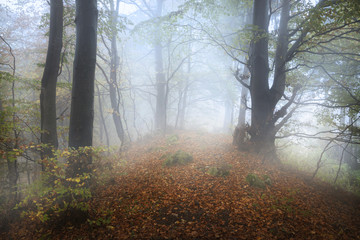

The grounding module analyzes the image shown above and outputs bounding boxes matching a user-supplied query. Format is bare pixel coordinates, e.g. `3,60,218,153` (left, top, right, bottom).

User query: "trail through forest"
7,132,360,239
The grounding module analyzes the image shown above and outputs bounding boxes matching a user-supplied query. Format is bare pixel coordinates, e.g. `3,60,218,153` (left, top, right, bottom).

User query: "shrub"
14,146,107,227
162,150,193,166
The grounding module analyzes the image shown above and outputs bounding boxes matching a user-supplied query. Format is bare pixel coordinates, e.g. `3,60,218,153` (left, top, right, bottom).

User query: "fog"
1,0,358,169
1,0,360,238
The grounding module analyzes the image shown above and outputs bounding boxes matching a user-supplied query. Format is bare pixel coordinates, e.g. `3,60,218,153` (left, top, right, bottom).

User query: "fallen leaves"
5,131,360,239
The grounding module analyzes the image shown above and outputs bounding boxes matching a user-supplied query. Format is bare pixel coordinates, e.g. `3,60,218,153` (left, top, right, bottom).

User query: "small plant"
166,134,179,144
246,173,272,189
207,163,232,177
162,150,193,166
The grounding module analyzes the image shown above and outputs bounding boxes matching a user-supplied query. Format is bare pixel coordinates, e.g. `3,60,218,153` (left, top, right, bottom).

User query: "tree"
154,0,167,133
233,6,252,146
68,0,98,176
40,0,63,168
129,0,173,133
233,0,338,158
97,0,127,145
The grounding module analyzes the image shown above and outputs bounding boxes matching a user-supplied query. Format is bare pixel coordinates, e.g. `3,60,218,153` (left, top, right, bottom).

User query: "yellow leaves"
60,149,71,158
65,177,81,183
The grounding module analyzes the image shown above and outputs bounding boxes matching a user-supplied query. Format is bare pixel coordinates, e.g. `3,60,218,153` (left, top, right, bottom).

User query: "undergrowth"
13,146,111,229
279,143,360,196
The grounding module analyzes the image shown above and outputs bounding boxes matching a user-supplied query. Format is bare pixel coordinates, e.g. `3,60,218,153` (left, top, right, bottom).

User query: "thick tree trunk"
68,0,98,176
154,0,166,133
248,0,272,151
244,0,290,158
40,0,63,168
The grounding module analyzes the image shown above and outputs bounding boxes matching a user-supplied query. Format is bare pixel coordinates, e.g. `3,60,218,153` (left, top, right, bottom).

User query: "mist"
1,0,360,238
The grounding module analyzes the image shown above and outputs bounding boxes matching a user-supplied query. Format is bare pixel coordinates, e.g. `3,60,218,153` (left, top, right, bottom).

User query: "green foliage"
246,173,271,189
348,170,360,195
14,146,108,225
15,157,91,223
279,143,360,195
98,6,130,39
206,163,232,177
162,150,193,167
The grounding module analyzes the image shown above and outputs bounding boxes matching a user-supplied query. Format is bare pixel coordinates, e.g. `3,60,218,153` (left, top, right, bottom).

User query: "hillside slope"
7,131,360,239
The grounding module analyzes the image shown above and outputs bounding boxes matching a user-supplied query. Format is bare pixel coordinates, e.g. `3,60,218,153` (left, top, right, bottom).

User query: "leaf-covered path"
9,132,360,239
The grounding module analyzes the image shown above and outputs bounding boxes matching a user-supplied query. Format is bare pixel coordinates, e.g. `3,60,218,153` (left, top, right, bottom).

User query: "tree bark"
248,0,272,150
68,0,98,175
245,0,290,157
40,0,63,168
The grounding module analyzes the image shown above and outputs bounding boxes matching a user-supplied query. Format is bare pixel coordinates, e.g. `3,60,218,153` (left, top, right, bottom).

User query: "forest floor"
5,131,360,239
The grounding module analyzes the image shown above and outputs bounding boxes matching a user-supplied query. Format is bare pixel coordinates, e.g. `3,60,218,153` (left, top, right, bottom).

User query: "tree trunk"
238,66,250,129
40,0,63,169
233,67,250,146
245,0,290,158
108,0,125,144
223,100,233,133
248,0,272,151
179,83,188,129
68,0,98,176
154,0,166,133
96,84,109,147
233,7,251,146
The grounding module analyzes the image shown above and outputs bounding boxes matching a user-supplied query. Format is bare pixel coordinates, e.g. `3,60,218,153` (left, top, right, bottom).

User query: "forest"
1,0,360,239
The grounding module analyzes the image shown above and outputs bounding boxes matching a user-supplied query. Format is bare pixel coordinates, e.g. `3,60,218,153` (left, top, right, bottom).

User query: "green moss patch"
162,150,193,167
207,163,232,177
246,173,272,189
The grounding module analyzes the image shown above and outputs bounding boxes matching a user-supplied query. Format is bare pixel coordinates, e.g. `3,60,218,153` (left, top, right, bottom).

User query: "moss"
263,175,272,186
166,134,179,144
162,150,193,167
246,173,266,189
207,163,232,177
